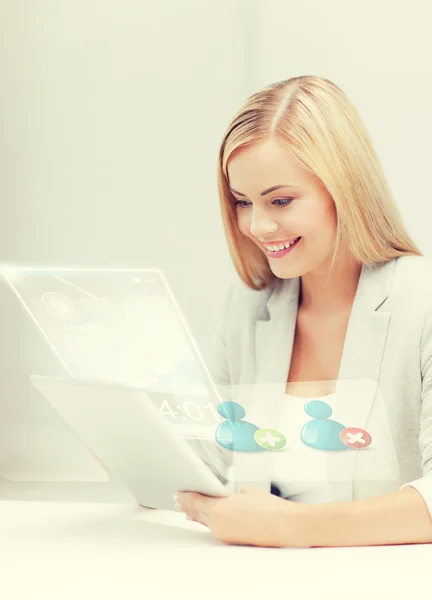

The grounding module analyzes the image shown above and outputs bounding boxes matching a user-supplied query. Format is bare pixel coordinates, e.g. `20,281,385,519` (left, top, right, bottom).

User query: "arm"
292,485,432,548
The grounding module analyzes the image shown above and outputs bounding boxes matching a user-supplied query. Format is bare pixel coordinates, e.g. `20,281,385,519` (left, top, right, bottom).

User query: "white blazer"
209,255,432,514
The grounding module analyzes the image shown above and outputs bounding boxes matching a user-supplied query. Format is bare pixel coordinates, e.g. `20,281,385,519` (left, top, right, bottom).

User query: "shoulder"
390,255,432,309
385,256,432,346
393,255,432,285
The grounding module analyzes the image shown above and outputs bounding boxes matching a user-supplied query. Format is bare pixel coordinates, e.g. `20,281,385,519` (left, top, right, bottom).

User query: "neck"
299,252,362,314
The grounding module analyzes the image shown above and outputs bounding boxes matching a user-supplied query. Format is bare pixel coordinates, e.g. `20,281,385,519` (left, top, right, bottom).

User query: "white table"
1,500,431,600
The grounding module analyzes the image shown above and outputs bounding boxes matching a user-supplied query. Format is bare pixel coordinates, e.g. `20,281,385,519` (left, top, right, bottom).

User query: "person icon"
215,401,265,452
300,400,348,451
215,401,286,452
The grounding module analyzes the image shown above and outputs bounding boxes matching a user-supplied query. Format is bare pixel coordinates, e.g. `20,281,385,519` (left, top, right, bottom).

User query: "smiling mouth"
263,237,301,252
264,236,302,258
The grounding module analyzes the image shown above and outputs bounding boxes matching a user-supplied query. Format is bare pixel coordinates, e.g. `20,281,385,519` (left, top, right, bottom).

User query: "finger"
176,491,219,514
177,492,221,528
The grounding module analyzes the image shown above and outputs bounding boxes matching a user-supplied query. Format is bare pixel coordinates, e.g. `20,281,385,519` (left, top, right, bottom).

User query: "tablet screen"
2,268,225,435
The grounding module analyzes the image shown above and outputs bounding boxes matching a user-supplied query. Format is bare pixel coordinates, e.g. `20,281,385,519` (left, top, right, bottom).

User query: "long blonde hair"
217,75,422,290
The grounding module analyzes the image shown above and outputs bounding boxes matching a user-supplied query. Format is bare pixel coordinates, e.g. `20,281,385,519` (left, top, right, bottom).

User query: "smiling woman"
175,75,432,549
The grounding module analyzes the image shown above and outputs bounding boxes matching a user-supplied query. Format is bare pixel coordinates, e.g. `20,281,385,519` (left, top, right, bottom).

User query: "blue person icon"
215,401,265,452
300,400,348,451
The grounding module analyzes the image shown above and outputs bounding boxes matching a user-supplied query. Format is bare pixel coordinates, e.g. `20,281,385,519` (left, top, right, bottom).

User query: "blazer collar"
264,257,396,321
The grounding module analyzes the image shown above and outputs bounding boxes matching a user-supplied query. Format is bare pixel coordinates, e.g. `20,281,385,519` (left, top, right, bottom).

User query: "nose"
249,208,278,239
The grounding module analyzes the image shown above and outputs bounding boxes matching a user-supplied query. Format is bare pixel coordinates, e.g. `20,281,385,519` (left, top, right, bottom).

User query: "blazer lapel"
251,258,396,500
330,259,395,499
253,276,300,408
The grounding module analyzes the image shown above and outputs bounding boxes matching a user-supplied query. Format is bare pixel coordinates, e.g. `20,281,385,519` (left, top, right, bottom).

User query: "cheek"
236,211,252,237
300,202,337,237
322,204,338,237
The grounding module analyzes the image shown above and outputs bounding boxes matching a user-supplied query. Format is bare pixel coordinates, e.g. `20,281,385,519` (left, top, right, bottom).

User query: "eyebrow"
228,184,298,197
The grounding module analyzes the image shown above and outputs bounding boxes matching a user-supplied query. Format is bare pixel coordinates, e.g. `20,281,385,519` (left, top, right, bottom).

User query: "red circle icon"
340,427,372,449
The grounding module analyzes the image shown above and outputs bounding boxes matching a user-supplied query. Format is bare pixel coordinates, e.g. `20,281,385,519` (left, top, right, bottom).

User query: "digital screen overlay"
1,268,226,435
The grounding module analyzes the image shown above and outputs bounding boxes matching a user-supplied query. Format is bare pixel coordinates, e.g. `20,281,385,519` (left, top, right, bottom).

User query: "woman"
175,75,432,548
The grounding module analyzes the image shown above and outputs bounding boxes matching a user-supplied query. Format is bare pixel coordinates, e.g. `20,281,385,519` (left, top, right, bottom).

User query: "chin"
269,265,304,280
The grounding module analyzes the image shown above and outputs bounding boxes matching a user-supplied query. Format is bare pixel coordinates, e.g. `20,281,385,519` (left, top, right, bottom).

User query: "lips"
264,236,302,258
263,237,300,251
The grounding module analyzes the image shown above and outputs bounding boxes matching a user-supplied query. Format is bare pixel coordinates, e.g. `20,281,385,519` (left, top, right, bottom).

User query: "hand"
175,486,310,548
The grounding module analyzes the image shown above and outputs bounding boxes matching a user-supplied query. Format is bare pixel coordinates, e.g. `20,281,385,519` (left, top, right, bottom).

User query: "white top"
270,391,341,504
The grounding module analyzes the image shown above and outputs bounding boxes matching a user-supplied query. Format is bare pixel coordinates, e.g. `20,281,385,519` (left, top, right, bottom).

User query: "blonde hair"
217,75,422,290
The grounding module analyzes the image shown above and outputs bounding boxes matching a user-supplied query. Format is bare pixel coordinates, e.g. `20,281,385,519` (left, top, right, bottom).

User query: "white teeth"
265,238,299,252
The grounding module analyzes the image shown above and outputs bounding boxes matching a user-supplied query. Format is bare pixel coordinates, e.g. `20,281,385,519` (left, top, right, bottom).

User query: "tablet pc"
31,376,233,510
1,267,227,440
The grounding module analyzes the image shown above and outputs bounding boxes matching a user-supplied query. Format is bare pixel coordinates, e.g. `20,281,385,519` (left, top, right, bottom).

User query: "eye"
272,197,294,207
233,197,294,209
233,200,251,209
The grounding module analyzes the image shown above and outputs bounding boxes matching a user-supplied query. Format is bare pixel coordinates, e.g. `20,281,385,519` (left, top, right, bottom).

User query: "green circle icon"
254,428,286,450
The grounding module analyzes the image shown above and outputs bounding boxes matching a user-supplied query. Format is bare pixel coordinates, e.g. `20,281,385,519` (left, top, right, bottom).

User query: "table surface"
1,499,431,600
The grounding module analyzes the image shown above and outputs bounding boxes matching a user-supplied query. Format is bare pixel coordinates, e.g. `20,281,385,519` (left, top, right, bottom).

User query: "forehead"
227,139,309,191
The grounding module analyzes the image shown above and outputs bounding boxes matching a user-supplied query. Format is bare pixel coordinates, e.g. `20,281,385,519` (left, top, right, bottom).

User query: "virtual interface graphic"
2,269,224,433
